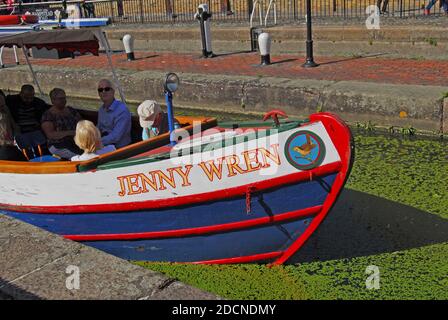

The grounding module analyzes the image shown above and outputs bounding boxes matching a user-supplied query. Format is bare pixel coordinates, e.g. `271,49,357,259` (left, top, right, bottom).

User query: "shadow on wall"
288,189,448,264
0,278,41,300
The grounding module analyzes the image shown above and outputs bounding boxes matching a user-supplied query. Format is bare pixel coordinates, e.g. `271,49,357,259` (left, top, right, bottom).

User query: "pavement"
1,19,447,134
0,214,221,300
1,45,446,133
14,51,448,87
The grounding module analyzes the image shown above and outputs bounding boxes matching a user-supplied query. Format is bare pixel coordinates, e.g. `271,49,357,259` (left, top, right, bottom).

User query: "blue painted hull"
3,173,337,262
85,218,313,262
39,19,110,27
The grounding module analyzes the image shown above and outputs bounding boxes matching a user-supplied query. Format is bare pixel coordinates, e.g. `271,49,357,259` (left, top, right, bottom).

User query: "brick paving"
1,49,447,87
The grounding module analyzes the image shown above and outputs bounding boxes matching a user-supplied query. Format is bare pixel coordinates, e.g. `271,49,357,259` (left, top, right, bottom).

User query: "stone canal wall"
0,65,446,133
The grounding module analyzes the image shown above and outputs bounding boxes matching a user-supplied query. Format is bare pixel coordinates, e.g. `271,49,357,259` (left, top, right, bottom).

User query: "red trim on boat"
0,161,341,214
0,16,20,25
189,251,283,265
64,205,322,241
272,112,354,265
0,15,38,25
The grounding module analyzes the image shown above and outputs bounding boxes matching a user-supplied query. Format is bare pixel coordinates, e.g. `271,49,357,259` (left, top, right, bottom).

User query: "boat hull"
4,173,336,263
0,113,353,264
0,15,38,26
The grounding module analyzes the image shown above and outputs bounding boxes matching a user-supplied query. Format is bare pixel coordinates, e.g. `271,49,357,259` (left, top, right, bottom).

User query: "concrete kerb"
0,214,221,300
0,65,445,133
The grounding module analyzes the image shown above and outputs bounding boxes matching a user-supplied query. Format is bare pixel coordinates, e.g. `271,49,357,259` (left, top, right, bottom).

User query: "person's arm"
36,99,50,120
101,108,131,146
2,103,20,134
41,121,75,140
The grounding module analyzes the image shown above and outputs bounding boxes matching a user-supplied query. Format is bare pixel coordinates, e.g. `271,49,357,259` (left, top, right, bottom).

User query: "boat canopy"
0,27,100,55
0,27,125,102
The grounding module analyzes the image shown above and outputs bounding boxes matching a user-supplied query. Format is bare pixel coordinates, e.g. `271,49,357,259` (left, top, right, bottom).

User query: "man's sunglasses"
98,87,112,93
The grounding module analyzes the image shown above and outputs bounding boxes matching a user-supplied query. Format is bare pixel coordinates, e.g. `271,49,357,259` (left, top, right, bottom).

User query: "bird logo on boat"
293,134,316,159
285,130,325,170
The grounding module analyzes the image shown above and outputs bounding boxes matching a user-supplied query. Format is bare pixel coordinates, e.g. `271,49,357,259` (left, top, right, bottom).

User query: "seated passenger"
1,89,24,136
6,84,49,149
96,79,131,149
41,88,83,159
71,120,116,162
0,94,26,161
137,100,180,140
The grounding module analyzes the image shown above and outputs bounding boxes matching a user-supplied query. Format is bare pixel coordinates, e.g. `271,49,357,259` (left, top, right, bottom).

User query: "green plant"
365,121,376,132
355,121,377,132
240,98,246,109
350,53,364,58
388,126,397,134
425,37,438,46
401,126,416,136
363,121,376,132
316,104,324,113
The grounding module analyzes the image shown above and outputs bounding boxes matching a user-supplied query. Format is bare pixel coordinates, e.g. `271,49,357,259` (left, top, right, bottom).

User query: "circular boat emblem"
285,130,326,170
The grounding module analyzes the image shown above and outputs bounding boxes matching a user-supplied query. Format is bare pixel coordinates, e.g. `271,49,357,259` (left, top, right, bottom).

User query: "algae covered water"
19,94,448,299
135,128,448,300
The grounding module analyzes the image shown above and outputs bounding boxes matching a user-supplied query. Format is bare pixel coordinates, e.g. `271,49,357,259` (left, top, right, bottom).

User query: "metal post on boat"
17,1,23,14
21,45,44,97
13,46,19,65
164,73,180,146
94,29,126,104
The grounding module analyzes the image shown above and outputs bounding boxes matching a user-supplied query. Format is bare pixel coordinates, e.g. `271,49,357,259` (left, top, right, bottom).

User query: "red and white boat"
0,14,38,26
0,28,355,264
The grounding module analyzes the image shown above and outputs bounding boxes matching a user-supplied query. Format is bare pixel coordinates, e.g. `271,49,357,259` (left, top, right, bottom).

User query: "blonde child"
71,120,115,161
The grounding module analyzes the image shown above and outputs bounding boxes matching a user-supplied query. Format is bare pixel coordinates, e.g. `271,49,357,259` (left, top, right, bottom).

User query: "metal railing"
0,0,445,24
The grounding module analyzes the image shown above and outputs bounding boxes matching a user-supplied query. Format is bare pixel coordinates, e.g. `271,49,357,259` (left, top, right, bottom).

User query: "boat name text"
116,144,280,196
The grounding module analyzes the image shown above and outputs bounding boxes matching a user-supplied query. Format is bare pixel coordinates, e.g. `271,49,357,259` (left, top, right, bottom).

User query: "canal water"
4,94,448,265
67,96,448,266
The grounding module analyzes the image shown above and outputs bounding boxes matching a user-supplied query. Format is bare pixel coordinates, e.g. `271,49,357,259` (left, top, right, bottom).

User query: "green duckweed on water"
347,131,448,220
134,128,448,300
136,242,448,300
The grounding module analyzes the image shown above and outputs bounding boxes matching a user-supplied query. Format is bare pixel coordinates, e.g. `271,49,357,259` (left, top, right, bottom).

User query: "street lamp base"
302,60,319,68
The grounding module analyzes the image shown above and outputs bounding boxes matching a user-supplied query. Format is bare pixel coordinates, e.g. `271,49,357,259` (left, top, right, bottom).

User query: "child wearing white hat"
137,100,179,140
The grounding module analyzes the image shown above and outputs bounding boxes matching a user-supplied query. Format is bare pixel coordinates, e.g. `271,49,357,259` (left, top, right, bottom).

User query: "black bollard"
194,4,214,58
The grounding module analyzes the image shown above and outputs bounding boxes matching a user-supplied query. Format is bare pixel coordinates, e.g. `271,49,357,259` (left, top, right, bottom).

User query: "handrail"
1,1,442,22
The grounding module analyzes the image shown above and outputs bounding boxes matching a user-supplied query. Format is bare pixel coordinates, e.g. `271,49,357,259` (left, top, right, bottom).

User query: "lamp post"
302,0,318,68
164,73,180,146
